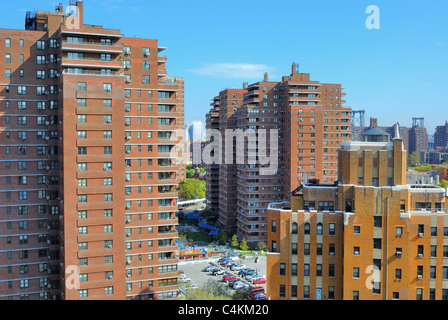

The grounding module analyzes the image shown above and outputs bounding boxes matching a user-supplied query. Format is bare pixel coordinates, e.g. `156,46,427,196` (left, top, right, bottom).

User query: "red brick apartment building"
267,132,448,300
205,64,351,244
0,1,184,300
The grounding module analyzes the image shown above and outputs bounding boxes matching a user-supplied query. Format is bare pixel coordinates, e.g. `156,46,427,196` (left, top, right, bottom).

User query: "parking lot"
178,255,267,299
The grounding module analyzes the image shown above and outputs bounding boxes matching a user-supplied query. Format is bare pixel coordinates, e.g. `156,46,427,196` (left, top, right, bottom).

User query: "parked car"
240,268,254,274
238,268,254,276
246,273,261,281
246,286,265,298
203,265,218,272
189,283,199,290
231,264,246,271
179,274,191,283
213,269,226,276
244,271,258,279
253,277,267,284
234,282,248,291
219,258,232,266
223,275,237,282
253,293,267,300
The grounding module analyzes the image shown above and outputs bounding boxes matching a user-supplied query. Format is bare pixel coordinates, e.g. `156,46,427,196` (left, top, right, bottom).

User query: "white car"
179,275,191,282
231,264,246,271
233,282,248,290
246,274,260,281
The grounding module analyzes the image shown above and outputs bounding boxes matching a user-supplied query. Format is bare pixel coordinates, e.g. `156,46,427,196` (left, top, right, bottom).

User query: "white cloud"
188,63,276,79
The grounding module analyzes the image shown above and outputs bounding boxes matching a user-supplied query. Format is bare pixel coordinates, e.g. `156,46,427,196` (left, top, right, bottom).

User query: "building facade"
0,1,183,300
267,136,448,300
205,64,351,244
434,121,448,149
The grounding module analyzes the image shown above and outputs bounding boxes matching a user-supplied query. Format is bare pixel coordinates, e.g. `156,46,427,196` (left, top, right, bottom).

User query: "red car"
223,275,237,282
253,277,267,284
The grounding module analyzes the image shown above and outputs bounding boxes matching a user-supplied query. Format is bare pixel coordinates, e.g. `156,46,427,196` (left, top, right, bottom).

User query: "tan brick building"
267,134,448,300
0,1,183,300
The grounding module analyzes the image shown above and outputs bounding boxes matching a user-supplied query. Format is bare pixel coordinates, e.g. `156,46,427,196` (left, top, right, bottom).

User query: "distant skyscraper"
434,121,448,149
186,121,205,141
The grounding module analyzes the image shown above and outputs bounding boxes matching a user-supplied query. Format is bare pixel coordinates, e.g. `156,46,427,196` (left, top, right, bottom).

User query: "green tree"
439,180,448,189
412,163,433,172
216,231,229,245
185,279,233,300
230,234,239,249
257,241,267,251
186,168,195,179
408,151,420,166
179,179,206,200
239,238,249,251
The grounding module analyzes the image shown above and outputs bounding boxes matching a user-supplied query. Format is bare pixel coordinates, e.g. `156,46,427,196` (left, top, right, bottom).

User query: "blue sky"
1,0,447,133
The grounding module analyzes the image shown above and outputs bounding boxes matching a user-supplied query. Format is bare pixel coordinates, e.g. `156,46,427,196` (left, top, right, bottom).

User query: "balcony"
61,57,122,69
63,69,123,77
61,41,123,54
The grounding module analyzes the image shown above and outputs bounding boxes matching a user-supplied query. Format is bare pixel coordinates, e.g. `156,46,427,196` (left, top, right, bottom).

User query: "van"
247,286,265,297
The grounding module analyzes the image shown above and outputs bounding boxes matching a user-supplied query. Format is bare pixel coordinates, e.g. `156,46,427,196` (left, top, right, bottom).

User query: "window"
430,266,436,279
78,147,87,155
77,131,87,139
329,243,335,256
18,86,27,95
418,224,424,236
292,222,298,234
395,269,402,280
5,38,11,48
396,227,403,236
279,285,285,298
5,53,11,63
291,243,298,255
304,222,310,235
36,55,46,65
374,216,382,227
279,263,286,276
353,246,360,255
77,82,87,91
271,220,277,233
316,243,322,255
416,288,423,300
77,115,86,123
373,238,382,249
316,264,322,277
329,223,335,236
431,227,437,237
304,264,310,276
103,83,112,92
353,267,360,278
316,223,323,235
303,286,310,299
